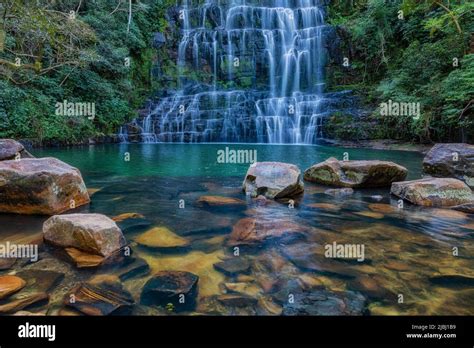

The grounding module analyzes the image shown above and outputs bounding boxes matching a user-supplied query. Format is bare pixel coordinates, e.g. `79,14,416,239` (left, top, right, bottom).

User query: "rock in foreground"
140,271,199,311
391,178,473,207
304,157,407,188
423,143,474,188
43,213,126,257
242,162,304,199
0,139,33,161
0,157,90,215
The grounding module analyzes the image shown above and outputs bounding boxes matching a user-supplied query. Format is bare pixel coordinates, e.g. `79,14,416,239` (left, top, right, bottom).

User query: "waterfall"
124,0,343,144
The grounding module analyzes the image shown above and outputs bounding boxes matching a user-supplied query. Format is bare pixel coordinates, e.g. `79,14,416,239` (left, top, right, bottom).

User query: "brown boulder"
43,213,126,257
242,162,304,199
0,157,90,215
304,157,407,188
391,178,473,207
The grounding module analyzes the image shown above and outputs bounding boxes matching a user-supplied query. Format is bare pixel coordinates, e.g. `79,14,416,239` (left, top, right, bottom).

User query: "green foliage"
0,0,173,144
327,0,473,143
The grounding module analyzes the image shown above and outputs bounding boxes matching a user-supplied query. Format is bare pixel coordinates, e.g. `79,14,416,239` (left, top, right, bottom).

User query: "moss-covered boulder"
391,178,473,207
423,143,474,188
304,157,407,188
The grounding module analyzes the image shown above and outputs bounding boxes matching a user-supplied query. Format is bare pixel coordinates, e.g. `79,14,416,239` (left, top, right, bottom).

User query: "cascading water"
124,0,351,144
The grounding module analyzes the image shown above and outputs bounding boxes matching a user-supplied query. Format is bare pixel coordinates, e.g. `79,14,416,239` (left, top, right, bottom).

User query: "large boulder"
0,157,90,215
0,139,34,161
43,213,127,257
423,143,474,188
304,157,407,188
242,162,304,199
391,178,473,207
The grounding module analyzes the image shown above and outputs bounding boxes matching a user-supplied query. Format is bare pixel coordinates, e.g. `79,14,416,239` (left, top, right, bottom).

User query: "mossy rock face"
304,157,407,188
391,178,473,207
423,143,474,189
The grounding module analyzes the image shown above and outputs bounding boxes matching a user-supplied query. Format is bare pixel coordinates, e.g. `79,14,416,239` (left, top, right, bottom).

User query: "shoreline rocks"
423,143,474,188
242,162,304,199
391,178,473,207
0,139,34,161
0,157,90,215
43,214,127,262
304,157,407,188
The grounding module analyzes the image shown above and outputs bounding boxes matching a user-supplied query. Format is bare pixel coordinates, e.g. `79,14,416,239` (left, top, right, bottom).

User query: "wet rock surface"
213,258,251,275
304,157,407,188
242,162,304,199
391,178,473,207
0,157,90,215
0,139,33,161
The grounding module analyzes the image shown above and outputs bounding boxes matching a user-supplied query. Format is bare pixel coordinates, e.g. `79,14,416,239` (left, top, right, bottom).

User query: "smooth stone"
217,294,258,307
368,203,398,214
296,274,325,291
135,226,189,249
384,261,410,271
140,271,199,310
304,157,407,188
282,289,366,315
223,282,262,297
0,139,33,161
307,203,340,211
0,157,89,215
43,213,126,257
0,275,26,300
112,212,145,222
213,258,251,276
197,195,245,206
430,208,468,219
242,162,304,199
354,211,384,219
227,217,306,246
423,143,474,188
391,178,473,207
349,275,392,300
65,247,104,268
0,292,49,314
257,297,283,315
324,188,354,197
0,258,17,270
65,281,134,316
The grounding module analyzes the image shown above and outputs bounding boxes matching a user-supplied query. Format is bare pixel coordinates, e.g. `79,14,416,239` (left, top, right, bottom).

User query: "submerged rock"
140,271,199,311
391,178,473,207
242,162,304,199
213,258,251,275
0,275,26,300
423,143,474,188
0,292,49,314
282,289,366,315
65,247,105,268
451,202,474,214
112,212,145,222
43,213,126,257
0,258,16,271
0,158,90,215
324,188,354,197
197,195,246,207
217,294,258,307
135,226,189,249
227,217,306,246
0,139,34,161
65,280,134,316
304,157,407,188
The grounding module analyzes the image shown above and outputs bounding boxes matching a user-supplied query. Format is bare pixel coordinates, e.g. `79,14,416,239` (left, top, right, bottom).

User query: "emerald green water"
1,144,473,315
